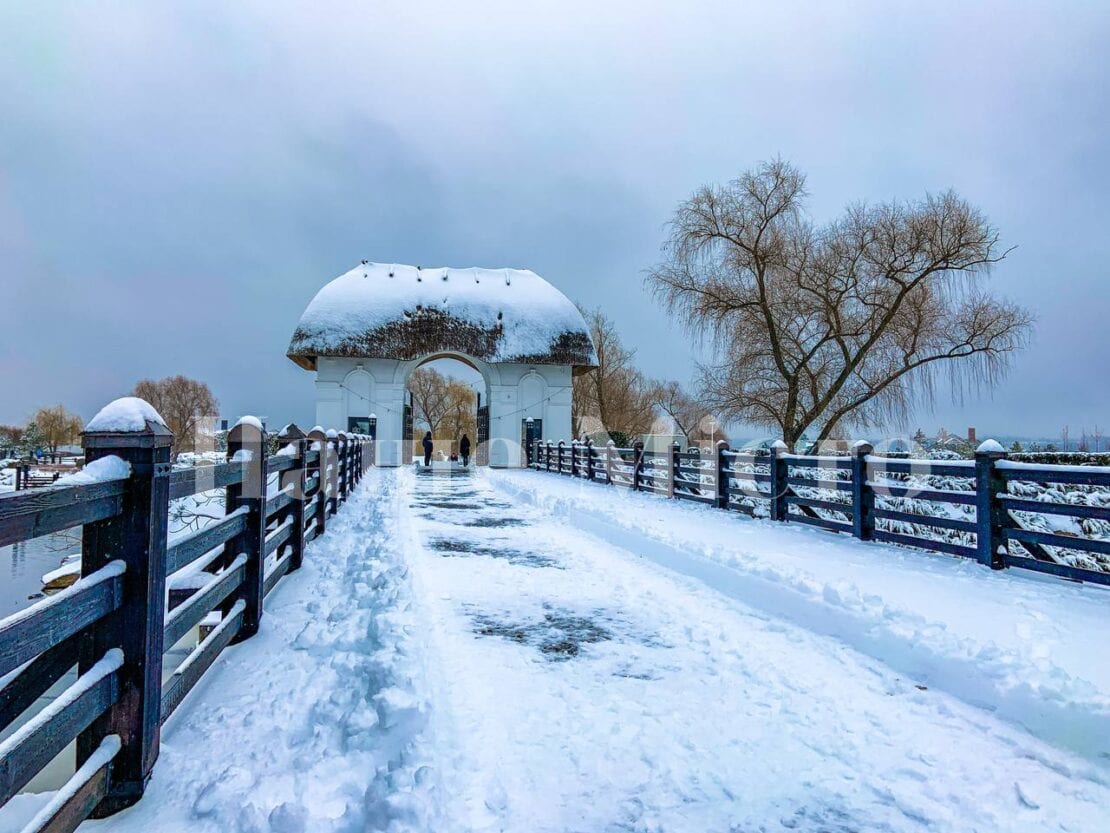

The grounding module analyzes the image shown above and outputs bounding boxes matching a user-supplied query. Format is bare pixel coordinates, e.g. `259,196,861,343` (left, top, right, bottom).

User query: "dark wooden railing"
531,439,1110,588
0,401,373,829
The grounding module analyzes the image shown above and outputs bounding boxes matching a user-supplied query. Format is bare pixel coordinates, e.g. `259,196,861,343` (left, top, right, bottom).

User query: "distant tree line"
1,375,218,462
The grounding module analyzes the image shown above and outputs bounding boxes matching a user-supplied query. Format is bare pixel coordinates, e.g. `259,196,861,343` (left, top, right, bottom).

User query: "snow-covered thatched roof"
287,263,597,371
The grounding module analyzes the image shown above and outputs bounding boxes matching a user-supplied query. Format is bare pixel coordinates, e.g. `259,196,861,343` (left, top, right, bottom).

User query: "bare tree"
572,307,655,440
1061,425,1070,453
32,405,84,457
133,375,218,456
408,367,452,436
0,425,25,455
1094,425,1103,453
648,159,1033,446
650,381,726,445
440,380,478,444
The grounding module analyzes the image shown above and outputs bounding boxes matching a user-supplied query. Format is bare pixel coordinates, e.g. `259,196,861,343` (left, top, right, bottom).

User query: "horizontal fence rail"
0,400,374,827
530,439,1110,589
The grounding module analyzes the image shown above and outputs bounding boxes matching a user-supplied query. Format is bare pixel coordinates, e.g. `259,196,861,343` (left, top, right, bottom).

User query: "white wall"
312,355,573,467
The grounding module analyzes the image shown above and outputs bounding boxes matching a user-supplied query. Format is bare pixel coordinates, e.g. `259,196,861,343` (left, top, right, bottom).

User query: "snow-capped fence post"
336,432,348,504
557,441,566,475
633,441,645,491
586,439,595,481
326,430,339,516
769,440,790,522
307,428,327,537
850,441,875,541
278,424,307,572
715,440,730,509
225,417,267,642
668,442,680,498
570,440,579,477
606,440,615,485
78,399,172,815
974,440,1009,570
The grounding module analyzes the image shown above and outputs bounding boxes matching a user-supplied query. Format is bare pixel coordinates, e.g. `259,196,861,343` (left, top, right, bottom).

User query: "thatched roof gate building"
288,262,596,467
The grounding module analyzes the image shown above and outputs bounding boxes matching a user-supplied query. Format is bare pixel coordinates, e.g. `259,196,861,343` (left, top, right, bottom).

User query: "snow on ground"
400,469,1108,832
7,467,1108,832
68,469,435,833
492,469,1110,766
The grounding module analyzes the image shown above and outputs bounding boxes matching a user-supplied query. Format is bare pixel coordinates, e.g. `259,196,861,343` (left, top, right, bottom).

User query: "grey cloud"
1,1,1107,438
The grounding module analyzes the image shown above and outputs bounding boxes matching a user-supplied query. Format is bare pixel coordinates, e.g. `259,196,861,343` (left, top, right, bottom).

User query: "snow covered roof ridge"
287,262,597,370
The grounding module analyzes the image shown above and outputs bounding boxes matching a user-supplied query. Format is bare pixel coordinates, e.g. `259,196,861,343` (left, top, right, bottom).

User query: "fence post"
633,441,644,491
668,442,679,498
606,440,615,485
79,401,172,815
769,440,789,521
586,439,595,481
336,432,348,504
975,440,1008,570
850,441,874,540
278,424,307,572
225,417,267,642
557,441,565,475
326,430,339,515
307,427,327,538
570,440,578,477
715,440,730,509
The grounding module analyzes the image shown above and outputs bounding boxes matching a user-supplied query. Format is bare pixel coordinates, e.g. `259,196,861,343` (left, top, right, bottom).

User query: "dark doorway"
403,392,414,464
522,418,542,465
476,399,490,466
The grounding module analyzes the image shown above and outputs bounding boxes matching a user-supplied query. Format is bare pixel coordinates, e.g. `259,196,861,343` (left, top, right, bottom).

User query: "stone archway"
287,262,597,467
397,352,493,466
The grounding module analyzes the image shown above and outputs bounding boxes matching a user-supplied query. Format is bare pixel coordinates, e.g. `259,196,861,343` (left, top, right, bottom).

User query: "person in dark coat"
422,431,433,466
459,434,472,467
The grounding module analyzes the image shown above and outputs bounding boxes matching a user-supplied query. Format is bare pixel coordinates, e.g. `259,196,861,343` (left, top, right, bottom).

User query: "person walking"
460,434,471,467
422,431,434,467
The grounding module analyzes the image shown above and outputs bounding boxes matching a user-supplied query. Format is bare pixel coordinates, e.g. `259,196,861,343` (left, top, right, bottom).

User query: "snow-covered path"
66,470,435,833
403,469,1109,832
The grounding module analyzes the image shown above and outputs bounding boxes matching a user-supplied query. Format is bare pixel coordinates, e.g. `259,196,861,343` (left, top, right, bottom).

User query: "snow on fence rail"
0,397,373,829
530,438,1110,587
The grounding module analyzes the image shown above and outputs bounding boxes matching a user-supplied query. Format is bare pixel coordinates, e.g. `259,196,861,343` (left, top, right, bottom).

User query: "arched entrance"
399,352,491,466
286,262,597,467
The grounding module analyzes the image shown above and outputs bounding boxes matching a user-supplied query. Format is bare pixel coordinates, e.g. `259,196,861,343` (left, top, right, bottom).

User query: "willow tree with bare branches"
650,381,726,446
648,160,1033,447
133,376,219,457
572,307,655,441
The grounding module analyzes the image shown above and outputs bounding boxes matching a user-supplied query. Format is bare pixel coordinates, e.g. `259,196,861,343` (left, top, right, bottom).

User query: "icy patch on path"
403,469,1110,832
83,470,435,833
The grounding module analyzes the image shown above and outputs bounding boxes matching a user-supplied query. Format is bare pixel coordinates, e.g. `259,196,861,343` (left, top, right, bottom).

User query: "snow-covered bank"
68,470,434,833
491,470,1110,765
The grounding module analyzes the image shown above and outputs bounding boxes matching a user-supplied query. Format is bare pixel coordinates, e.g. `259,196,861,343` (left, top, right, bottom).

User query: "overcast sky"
1,1,1107,440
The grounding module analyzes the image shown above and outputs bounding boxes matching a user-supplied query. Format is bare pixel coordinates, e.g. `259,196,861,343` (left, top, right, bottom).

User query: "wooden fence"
531,439,1110,588
0,401,373,830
